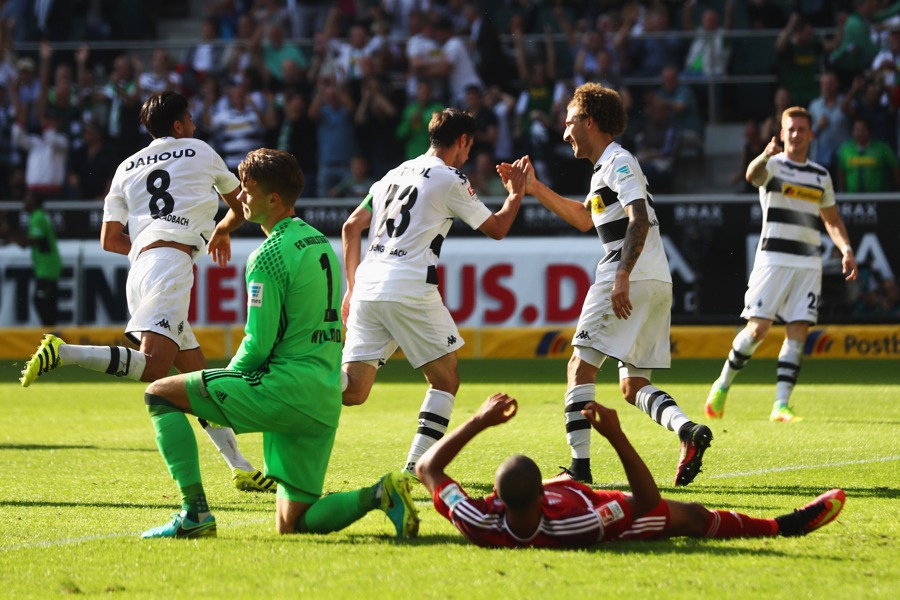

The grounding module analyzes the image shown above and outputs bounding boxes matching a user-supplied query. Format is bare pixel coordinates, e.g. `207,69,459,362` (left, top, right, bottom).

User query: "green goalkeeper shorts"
185,369,338,503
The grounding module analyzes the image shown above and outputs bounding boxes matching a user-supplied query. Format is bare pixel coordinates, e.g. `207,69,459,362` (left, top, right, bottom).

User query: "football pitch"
1,358,898,598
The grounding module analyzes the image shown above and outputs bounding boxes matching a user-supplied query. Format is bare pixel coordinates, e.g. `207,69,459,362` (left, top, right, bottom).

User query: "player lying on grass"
416,393,844,548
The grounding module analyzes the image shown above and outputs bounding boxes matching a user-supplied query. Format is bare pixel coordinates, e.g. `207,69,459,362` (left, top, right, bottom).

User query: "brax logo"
155,319,171,330
447,335,457,346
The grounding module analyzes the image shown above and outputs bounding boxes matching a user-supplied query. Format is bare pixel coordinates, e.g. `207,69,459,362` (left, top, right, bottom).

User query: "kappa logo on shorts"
447,335,457,346
248,282,264,308
575,330,591,340
214,390,228,404
155,319,171,330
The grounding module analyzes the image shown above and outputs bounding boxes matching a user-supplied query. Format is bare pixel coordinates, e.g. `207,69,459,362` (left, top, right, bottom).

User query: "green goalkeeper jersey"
229,217,342,427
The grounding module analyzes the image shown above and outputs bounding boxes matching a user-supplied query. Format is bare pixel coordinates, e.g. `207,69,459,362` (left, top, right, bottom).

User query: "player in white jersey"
706,107,857,423
341,108,527,474
499,83,711,487
20,92,276,492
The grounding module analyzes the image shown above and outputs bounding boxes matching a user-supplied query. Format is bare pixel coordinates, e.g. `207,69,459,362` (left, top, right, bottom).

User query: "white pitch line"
705,455,900,479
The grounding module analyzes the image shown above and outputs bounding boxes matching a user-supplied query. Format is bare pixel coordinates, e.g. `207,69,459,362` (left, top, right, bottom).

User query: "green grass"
1,359,898,598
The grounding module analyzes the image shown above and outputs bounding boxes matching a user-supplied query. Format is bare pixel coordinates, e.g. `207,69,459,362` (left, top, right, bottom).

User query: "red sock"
704,510,778,538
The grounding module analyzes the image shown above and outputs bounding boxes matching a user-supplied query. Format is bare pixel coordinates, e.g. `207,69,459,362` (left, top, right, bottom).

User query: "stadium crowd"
5,0,900,202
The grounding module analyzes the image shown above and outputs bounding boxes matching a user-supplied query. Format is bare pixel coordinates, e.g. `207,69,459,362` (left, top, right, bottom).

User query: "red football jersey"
432,477,636,548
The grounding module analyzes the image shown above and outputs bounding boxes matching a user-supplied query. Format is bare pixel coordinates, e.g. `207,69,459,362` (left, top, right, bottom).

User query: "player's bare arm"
820,204,858,281
611,201,649,319
479,158,525,240
581,401,661,517
746,136,781,187
500,155,593,232
208,186,245,267
341,203,373,323
416,393,518,494
100,221,131,256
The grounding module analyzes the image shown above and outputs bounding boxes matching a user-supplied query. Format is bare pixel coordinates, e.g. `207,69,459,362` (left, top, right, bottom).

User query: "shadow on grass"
0,443,156,452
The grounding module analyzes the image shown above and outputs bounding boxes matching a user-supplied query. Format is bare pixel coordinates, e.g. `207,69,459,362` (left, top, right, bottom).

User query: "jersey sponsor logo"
439,483,467,511
124,148,196,171
248,282,264,307
590,196,606,214
615,164,635,183
781,183,823,203
598,500,625,525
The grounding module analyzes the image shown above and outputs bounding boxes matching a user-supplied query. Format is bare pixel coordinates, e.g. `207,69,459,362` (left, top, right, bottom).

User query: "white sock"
718,328,762,388
58,345,146,381
404,389,455,472
200,420,254,471
635,385,691,435
775,339,803,406
565,384,595,459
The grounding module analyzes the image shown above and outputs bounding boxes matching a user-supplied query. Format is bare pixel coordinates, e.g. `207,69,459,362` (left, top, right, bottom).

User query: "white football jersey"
587,142,671,284
103,136,240,264
353,154,492,303
754,153,834,271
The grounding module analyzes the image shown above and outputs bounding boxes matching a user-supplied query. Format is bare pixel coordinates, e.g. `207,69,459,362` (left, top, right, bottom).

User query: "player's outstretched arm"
479,158,525,240
500,155,594,232
582,402,661,517
746,136,781,187
417,393,518,495
820,205,858,281
209,186,245,266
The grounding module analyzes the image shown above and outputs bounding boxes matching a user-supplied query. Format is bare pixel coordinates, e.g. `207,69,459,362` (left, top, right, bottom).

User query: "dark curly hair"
568,83,628,138
140,91,189,138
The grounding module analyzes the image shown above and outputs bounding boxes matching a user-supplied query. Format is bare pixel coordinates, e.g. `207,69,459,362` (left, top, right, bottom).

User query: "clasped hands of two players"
475,392,622,440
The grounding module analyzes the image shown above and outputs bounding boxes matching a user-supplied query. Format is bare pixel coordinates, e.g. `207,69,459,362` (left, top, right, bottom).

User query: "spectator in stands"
462,1,510,93
396,80,444,161
776,13,830,107
469,150,507,197
332,21,373,91
184,17,225,82
222,14,264,85
261,22,309,89
275,90,318,196
191,75,225,143
830,0,900,88
404,9,441,102
656,66,703,151
310,77,356,197
513,19,557,184
626,6,681,78
732,118,766,193
574,29,621,88
11,106,68,199
485,84,516,164
210,83,265,172
290,0,332,41
808,71,851,173
837,116,900,192
842,75,896,149
67,120,117,200
429,15,483,108
682,0,734,80
353,71,398,178
0,80,19,198
328,155,374,198
36,42,83,151
13,57,41,131
103,53,142,159
138,49,181,102
635,95,681,193
761,86,792,141
464,84,498,161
